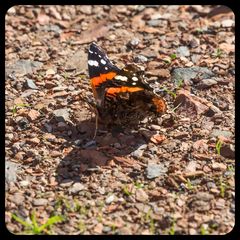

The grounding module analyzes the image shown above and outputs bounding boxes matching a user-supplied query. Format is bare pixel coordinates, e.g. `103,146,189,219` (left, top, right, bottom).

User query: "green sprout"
186,178,194,190
11,211,63,235
12,103,30,115
212,48,223,58
122,185,132,196
78,220,86,233
134,181,144,189
216,139,223,155
200,224,209,235
170,53,177,60
219,176,227,198
168,219,176,235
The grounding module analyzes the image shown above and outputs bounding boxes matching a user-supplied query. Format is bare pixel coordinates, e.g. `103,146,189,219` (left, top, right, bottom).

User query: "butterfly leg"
93,107,99,139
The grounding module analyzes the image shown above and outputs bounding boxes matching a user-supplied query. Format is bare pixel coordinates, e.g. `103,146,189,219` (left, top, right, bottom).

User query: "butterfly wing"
88,43,167,114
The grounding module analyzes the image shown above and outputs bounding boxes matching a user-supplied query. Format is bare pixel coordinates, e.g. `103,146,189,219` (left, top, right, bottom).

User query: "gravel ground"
5,5,235,235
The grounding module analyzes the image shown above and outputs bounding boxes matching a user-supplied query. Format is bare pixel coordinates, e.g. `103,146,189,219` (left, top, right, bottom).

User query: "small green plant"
163,87,177,98
227,165,235,172
219,176,227,198
78,220,86,233
161,79,183,100
12,211,63,235
141,209,155,234
212,48,223,58
175,79,184,89
200,224,209,235
122,185,132,196
149,217,155,234
186,178,194,190
134,181,144,189
12,103,30,115
216,139,223,155
62,71,69,80
168,219,176,235
195,28,204,34
170,53,177,60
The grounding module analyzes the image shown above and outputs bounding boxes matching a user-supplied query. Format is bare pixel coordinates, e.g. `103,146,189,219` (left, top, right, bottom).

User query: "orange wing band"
106,86,144,96
152,97,167,113
91,72,117,88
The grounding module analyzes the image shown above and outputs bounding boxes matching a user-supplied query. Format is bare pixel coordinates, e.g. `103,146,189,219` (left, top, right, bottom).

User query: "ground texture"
5,5,235,235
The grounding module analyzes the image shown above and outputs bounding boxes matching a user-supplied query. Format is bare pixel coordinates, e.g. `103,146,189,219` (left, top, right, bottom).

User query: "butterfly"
88,42,167,137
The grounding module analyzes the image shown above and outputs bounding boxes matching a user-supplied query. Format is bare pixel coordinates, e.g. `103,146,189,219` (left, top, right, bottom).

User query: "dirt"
5,5,235,235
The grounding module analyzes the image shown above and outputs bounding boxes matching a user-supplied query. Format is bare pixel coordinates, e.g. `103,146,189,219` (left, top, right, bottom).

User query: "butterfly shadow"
40,109,162,185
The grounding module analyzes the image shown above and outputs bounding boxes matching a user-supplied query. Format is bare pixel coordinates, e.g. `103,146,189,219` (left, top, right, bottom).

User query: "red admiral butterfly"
88,42,167,136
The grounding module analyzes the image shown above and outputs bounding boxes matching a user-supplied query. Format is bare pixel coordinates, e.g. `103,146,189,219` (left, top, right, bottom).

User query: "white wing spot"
105,67,108,70
132,76,138,81
115,75,128,81
88,60,99,67
101,59,106,65
98,55,102,58
89,50,93,54
94,52,97,55
132,82,137,85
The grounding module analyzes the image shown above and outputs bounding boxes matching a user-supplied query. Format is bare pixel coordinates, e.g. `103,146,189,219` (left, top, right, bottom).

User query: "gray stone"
176,46,190,57
53,108,70,122
128,38,140,47
6,60,43,76
44,123,53,133
131,144,147,158
146,163,168,179
5,161,20,185
60,179,73,187
10,193,25,205
21,89,38,98
33,198,48,206
221,19,234,28
197,78,218,89
134,55,148,63
69,182,85,194
147,19,164,27
171,67,214,85
210,129,232,138
135,188,149,202
105,194,115,204
82,140,96,149
25,78,38,89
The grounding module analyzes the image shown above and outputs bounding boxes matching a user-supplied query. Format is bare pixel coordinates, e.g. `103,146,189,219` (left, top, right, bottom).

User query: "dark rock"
16,117,29,130
220,144,235,159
